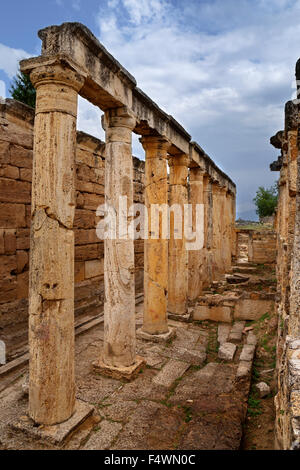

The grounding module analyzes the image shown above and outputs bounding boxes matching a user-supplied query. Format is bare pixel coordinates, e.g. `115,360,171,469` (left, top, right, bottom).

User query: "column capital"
139,135,171,153
20,54,86,92
102,106,136,131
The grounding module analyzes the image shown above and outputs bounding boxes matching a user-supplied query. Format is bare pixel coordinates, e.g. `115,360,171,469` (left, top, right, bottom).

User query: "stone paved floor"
0,303,254,450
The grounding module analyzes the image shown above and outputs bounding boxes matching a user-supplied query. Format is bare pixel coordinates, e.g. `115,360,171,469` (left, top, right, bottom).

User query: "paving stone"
218,343,237,361
98,400,138,422
236,360,252,379
153,359,190,388
255,382,271,398
217,324,231,345
229,321,245,343
161,346,206,366
240,344,256,362
246,332,257,346
83,420,122,450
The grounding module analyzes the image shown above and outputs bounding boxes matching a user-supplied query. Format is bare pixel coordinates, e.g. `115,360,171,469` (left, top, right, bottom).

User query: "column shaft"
28,63,84,425
142,136,169,335
188,167,204,300
204,178,213,287
102,107,137,368
168,155,189,314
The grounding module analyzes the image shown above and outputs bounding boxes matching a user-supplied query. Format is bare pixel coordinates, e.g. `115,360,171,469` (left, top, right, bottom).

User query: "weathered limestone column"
230,193,237,260
204,177,213,287
137,136,174,341
188,167,204,301
21,58,85,425
223,188,232,272
94,106,144,377
212,182,222,279
168,154,189,317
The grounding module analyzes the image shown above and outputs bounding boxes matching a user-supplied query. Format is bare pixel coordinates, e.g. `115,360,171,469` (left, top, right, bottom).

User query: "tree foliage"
253,183,278,219
9,71,36,108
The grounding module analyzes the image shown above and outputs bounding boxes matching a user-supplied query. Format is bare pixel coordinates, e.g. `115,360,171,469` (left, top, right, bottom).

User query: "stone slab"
83,420,122,450
93,355,145,381
247,332,257,346
153,359,190,388
236,360,252,379
229,321,245,343
217,324,231,345
240,344,256,362
218,342,237,361
11,400,94,445
136,327,175,343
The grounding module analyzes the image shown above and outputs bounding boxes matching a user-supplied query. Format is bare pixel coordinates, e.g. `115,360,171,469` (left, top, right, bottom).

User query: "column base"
168,311,192,323
11,399,94,446
92,355,145,381
136,327,175,343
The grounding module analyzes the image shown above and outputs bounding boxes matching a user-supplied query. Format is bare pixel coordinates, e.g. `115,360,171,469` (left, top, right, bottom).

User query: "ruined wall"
235,229,277,264
270,96,300,449
0,99,144,356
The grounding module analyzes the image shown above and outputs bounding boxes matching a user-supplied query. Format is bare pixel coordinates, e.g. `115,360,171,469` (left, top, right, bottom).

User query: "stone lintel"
34,22,191,155
137,327,176,343
93,355,145,381
190,141,236,193
11,400,94,446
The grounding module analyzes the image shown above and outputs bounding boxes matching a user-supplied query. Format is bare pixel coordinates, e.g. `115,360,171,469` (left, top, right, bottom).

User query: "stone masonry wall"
0,99,144,357
235,229,277,264
270,95,300,449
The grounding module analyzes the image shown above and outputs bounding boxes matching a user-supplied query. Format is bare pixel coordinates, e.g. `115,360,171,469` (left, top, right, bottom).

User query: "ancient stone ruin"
269,63,300,450
0,22,295,451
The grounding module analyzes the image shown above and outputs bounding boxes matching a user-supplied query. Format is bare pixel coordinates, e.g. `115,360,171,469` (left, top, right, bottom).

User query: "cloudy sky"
1,0,299,219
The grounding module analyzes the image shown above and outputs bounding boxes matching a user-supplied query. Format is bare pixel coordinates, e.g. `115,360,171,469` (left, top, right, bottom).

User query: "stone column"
212,182,222,280
230,193,237,260
137,136,174,341
188,167,204,301
222,188,232,272
204,177,213,287
94,106,144,378
168,154,189,317
23,60,85,425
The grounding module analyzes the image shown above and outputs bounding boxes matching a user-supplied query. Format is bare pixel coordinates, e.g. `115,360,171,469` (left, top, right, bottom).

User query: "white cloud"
77,96,104,140
0,81,6,100
95,0,298,217
0,43,31,79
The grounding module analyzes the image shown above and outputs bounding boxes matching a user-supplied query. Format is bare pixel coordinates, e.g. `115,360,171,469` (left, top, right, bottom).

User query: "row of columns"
24,59,235,426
